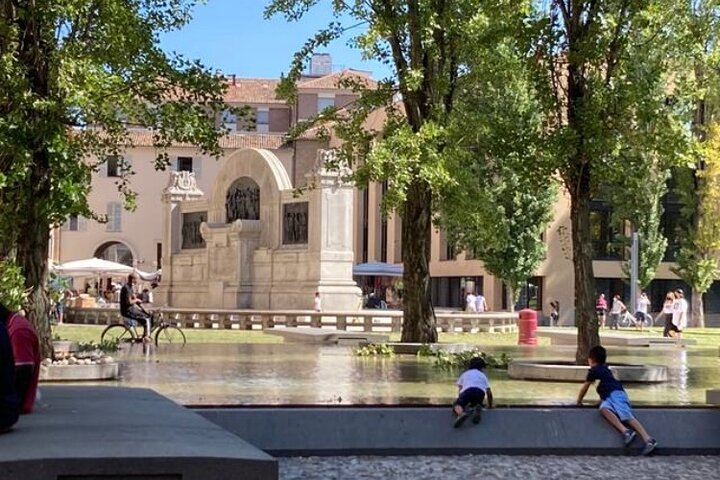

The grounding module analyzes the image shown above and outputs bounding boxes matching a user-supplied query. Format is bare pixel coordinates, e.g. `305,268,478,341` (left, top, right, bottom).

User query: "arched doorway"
94,241,134,267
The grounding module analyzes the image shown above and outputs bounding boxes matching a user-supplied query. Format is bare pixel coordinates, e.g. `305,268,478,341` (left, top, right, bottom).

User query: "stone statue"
226,177,260,223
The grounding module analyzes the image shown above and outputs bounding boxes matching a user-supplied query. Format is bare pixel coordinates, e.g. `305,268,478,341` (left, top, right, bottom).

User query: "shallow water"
72,342,720,406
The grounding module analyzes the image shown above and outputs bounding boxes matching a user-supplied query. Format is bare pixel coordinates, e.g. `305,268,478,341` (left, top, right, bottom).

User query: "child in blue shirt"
577,345,657,455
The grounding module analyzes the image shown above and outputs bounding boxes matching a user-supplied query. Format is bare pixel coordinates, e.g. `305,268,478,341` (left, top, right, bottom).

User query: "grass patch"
53,324,284,344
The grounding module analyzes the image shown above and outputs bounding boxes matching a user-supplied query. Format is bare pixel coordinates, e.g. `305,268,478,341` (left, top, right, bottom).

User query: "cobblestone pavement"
280,455,720,480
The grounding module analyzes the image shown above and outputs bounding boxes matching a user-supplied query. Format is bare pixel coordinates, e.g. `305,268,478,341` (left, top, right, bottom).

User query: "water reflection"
70,343,719,406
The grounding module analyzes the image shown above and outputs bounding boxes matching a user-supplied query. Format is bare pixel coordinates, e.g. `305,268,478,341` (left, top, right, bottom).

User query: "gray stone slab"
198,407,720,456
508,360,668,383
538,329,696,347
265,327,389,345
708,389,720,405
39,362,119,381
0,387,277,480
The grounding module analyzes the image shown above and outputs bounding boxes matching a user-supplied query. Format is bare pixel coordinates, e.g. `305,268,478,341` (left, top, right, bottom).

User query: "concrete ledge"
508,360,668,383
264,327,389,345
538,329,696,347
197,407,720,456
708,389,720,406
51,340,79,355
39,362,119,381
0,387,277,480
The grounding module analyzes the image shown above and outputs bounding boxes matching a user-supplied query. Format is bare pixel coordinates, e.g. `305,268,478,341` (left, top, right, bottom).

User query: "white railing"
64,307,518,333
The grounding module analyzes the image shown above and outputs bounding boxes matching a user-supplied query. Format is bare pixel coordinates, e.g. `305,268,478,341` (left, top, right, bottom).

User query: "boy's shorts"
600,390,635,422
454,387,485,408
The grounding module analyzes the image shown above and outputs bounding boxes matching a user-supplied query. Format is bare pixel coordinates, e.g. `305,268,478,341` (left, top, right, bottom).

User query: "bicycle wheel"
101,324,135,343
154,325,186,346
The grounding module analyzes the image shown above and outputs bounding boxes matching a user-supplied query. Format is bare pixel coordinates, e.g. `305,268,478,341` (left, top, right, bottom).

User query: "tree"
529,1,688,362
438,33,558,311
266,0,523,343
0,0,227,356
672,125,720,327
668,1,720,327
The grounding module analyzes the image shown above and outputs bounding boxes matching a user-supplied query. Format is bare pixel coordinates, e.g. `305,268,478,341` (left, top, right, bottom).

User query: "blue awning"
352,262,403,277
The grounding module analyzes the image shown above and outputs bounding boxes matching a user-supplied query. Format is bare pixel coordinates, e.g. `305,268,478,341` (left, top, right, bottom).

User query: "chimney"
310,53,332,76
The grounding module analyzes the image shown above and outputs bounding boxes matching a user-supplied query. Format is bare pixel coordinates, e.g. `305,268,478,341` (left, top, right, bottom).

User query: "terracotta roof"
222,78,285,104
123,129,289,150
299,69,377,90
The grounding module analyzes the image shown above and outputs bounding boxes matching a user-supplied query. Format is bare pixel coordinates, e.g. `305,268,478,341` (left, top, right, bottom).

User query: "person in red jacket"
0,303,40,414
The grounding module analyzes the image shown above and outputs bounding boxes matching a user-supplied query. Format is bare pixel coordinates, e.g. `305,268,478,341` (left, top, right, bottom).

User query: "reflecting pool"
67,342,720,406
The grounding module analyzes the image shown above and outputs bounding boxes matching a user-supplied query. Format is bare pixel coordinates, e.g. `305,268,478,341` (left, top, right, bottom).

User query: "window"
590,201,622,260
68,215,78,231
107,156,120,177
256,108,269,133
221,109,237,131
156,242,162,269
317,95,335,113
502,277,543,311
177,157,193,172
106,202,122,232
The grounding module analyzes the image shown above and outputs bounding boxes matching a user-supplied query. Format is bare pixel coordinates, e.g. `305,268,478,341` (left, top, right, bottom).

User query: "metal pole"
630,232,639,314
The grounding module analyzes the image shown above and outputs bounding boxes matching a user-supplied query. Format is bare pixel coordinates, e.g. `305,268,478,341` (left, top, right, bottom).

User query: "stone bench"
708,389,720,406
264,327,389,345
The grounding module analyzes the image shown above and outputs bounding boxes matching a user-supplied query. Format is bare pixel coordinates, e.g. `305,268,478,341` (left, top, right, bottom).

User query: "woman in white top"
609,295,625,330
661,292,675,337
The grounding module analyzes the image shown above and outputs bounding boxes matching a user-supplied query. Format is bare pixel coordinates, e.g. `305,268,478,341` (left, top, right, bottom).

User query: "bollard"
518,309,538,345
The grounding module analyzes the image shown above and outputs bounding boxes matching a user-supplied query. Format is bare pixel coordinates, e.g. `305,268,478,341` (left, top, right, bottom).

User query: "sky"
160,0,393,80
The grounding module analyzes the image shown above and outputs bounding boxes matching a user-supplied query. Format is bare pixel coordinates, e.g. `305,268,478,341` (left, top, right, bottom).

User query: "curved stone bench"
40,362,119,382
508,360,668,383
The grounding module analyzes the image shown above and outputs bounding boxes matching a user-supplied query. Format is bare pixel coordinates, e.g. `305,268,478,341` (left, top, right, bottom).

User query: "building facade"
52,62,720,324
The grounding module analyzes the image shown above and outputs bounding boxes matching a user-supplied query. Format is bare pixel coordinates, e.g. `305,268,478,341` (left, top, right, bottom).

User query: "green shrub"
422,347,511,370
0,258,27,311
77,339,120,354
354,343,395,357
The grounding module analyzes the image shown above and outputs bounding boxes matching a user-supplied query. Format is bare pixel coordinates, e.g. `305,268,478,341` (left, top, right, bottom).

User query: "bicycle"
100,305,186,346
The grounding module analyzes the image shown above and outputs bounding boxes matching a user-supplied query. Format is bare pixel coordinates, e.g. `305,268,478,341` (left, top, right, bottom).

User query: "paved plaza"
280,455,720,480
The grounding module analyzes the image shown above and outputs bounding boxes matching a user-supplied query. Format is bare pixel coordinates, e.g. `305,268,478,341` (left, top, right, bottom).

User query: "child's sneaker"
623,429,637,446
471,407,482,424
453,411,469,428
641,438,657,456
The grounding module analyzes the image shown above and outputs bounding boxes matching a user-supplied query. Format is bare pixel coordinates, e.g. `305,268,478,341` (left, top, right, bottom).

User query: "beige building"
52,61,717,324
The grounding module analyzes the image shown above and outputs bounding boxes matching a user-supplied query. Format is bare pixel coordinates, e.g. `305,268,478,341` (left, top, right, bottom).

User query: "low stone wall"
64,307,518,334
508,360,668,383
197,406,720,457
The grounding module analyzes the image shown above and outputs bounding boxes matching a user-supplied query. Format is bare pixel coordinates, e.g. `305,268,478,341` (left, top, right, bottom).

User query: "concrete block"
0,387,277,480
708,389,720,406
198,406,720,456
39,362,119,381
508,360,668,383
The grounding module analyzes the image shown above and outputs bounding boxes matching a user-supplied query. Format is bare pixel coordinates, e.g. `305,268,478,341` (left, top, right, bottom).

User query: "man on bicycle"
120,274,152,342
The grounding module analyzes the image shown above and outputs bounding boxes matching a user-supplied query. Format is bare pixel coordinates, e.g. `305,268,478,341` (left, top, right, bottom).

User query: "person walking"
596,294,608,328
670,289,688,344
1,304,40,414
609,295,625,330
634,292,650,331
313,292,322,312
475,293,488,313
465,291,477,313
661,292,676,337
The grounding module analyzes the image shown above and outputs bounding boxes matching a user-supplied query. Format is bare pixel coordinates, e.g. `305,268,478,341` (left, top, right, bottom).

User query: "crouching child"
453,357,493,428
577,345,657,455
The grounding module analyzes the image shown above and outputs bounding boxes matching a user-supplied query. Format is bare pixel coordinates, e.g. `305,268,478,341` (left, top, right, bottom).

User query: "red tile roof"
222,78,285,104
299,69,377,90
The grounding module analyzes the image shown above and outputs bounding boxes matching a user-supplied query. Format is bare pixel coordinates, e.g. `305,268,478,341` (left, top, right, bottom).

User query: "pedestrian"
577,345,657,455
549,300,560,325
670,288,688,343
634,291,650,331
609,294,625,330
313,292,322,312
596,294,608,328
452,357,493,428
465,291,477,313
475,292,488,313
661,292,676,337
0,305,19,433
1,304,40,414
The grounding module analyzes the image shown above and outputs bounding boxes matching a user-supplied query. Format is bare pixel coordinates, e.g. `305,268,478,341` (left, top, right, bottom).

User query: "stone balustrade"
64,307,517,334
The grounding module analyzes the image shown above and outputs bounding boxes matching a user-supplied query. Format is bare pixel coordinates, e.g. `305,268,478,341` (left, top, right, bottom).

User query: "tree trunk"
505,282,516,312
400,181,437,343
16,151,53,359
691,287,704,328
569,190,600,364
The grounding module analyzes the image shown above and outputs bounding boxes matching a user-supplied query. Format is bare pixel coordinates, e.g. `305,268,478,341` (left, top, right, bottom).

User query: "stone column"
305,150,363,310
155,171,204,307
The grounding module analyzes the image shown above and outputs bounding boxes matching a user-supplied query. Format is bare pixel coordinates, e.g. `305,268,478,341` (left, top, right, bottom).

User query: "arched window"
226,177,260,223
94,241,133,267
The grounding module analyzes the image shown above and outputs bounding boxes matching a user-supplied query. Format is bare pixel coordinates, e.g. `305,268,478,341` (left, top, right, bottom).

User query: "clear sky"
160,0,392,80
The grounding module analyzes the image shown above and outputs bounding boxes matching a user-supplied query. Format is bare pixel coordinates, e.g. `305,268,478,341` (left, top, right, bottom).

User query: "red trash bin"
517,309,538,345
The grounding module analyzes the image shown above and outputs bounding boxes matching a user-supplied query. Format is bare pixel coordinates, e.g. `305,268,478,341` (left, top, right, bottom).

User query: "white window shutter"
99,159,107,177
113,203,122,232
172,157,178,171
193,157,201,178
79,216,88,231
124,155,133,175
60,220,69,231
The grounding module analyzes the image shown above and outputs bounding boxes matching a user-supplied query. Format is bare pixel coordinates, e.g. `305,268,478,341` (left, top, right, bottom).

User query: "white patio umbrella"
54,257,134,276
